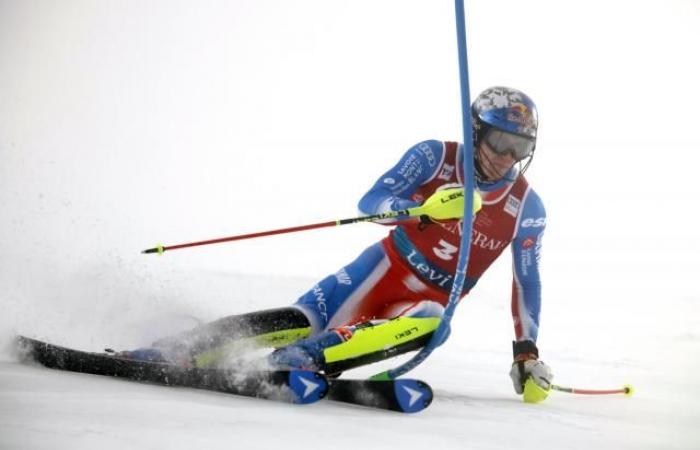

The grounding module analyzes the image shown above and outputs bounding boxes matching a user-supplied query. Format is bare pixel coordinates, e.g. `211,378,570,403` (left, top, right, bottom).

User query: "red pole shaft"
143,220,337,254
568,388,628,395
141,209,409,254
551,384,632,395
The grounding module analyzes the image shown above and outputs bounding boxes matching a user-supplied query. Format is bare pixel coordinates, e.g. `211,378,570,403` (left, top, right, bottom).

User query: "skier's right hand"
510,358,552,394
390,197,421,212
417,188,482,221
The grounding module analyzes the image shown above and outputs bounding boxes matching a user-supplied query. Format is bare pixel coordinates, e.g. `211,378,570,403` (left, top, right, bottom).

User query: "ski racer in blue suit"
123,86,553,397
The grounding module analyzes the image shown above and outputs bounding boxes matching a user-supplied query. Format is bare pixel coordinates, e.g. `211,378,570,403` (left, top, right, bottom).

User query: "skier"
123,86,553,398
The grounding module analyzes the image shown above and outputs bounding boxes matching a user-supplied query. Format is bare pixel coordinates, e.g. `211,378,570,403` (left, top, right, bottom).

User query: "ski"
16,336,433,413
327,378,433,413
15,336,327,405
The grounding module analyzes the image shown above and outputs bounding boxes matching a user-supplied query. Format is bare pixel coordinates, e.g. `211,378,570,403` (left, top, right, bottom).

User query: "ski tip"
13,335,46,364
14,335,36,353
287,371,328,405
393,379,433,413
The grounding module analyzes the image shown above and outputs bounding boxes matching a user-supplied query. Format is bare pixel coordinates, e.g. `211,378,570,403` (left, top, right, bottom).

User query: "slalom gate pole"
372,0,475,380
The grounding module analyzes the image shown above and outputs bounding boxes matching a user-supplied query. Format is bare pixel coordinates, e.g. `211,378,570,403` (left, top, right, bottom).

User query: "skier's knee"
321,316,441,374
402,300,445,318
294,275,339,331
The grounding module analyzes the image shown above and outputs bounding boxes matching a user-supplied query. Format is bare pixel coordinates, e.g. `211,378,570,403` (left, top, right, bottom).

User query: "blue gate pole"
372,0,475,380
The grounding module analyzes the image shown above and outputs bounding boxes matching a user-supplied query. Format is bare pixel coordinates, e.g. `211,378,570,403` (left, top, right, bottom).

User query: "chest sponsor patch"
504,195,520,218
438,163,455,181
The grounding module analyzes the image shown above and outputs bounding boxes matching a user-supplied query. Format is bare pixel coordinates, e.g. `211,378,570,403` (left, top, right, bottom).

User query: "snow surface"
2,1,700,449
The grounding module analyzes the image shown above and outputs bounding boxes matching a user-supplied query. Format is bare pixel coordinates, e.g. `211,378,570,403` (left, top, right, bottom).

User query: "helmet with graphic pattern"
471,86,538,180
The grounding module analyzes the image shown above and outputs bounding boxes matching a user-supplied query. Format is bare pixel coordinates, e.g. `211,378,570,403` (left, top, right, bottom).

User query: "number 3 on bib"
433,239,459,261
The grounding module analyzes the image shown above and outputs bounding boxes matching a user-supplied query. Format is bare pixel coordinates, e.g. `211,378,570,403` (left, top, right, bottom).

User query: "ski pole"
141,188,476,255
141,212,401,255
523,378,634,403
551,383,634,396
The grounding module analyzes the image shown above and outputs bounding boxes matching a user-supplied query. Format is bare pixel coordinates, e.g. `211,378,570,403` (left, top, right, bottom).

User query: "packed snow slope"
1,1,699,449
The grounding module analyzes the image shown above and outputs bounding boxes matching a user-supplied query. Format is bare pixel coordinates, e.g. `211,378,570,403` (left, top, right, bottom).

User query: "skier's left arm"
508,189,553,395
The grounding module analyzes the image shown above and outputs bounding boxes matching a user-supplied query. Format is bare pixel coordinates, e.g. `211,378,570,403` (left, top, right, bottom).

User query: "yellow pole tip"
156,244,164,255
623,384,635,397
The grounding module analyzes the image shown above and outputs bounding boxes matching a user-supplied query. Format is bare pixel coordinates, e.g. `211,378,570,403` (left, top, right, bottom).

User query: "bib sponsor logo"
475,211,493,228
504,195,520,217
436,220,463,235
438,163,455,181
405,250,453,288
471,229,508,251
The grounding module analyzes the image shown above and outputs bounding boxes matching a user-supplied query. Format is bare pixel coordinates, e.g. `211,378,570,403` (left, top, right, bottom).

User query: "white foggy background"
1,1,699,449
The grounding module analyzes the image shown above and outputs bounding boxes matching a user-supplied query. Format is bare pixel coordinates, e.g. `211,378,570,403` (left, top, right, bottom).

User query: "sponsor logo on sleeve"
418,142,437,167
521,217,546,228
335,268,352,286
520,248,533,276
398,154,423,184
312,284,328,323
520,234,543,276
334,268,352,286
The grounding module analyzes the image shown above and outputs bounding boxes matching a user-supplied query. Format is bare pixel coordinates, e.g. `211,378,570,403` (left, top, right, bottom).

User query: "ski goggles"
483,128,535,161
